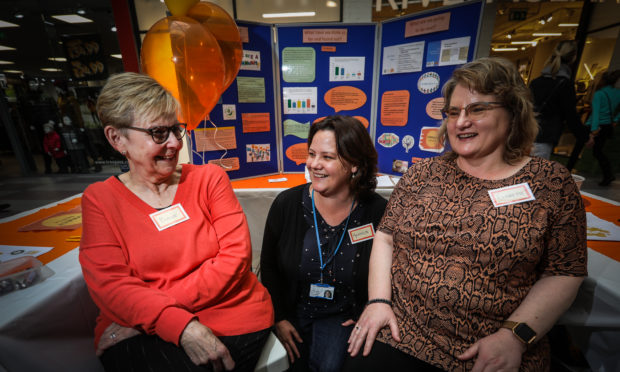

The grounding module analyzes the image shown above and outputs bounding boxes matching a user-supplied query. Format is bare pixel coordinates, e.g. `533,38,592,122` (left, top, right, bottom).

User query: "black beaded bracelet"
366,298,392,306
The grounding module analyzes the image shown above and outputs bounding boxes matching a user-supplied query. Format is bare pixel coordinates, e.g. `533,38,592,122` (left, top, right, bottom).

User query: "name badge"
348,223,375,244
149,203,189,231
488,183,535,208
309,283,335,300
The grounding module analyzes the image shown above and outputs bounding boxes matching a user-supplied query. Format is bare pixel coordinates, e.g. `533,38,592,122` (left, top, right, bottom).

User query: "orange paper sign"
426,97,445,120
194,126,237,151
208,157,240,171
239,27,249,43
242,112,270,133
405,12,450,38
321,46,337,52
303,29,347,43
285,143,309,165
324,86,367,113
419,126,444,153
381,90,410,126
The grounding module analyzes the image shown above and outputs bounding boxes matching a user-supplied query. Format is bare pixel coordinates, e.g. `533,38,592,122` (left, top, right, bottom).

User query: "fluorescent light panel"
532,33,562,36
511,41,537,45
0,45,15,51
492,48,518,52
0,60,14,64
49,57,67,62
0,20,19,28
3,69,22,74
41,67,62,72
262,12,316,18
111,54,123,59
51,14,93,23
559,23,579,27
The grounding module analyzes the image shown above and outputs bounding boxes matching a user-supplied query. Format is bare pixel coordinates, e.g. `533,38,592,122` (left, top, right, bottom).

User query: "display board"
276,23,378,173
190,21,279,179
374,0,484,176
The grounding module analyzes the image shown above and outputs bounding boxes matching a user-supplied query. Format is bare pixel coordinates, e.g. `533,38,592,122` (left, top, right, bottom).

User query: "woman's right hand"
180,320,235,371
274,319,303,364
347,303,400,357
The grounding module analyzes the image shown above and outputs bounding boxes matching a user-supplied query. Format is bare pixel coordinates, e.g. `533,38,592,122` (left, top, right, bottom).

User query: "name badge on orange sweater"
488,183,535,208
149,203,189,231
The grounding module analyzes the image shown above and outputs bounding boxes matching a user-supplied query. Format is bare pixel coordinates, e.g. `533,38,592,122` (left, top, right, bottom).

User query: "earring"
121,151,127,156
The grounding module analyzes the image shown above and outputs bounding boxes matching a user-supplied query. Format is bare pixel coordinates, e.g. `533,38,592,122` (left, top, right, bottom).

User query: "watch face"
514,323,536,344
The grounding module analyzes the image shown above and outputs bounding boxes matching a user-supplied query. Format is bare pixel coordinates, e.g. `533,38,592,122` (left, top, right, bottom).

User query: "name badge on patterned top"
348,223,375,244
149,203,189,231
488,183,535,208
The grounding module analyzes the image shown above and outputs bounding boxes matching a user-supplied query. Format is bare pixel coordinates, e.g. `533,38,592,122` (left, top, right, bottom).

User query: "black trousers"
592,124,614,180
341,340,445,372
100,327,271,372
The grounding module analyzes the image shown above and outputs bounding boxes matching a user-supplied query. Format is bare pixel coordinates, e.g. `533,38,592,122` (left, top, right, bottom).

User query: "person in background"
585,69,620,186
79,72,274,372
346,57,587,371
260,116,387,372
529,40,588,171
42,120,69,173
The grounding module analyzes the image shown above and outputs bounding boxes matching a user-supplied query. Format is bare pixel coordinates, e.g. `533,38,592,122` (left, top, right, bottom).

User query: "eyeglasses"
442,102,504,122
125,123,187,144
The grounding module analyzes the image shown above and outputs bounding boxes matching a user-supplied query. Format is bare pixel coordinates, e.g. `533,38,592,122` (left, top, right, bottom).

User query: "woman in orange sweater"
79,72,273,372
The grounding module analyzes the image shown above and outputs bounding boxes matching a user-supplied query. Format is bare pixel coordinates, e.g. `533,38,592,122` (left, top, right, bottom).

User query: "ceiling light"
0,20,19,28
583,63,593,80
0,60,14,64
14,13,24,19
521,47,525,50
539,19,545,25
326,0,338,7
0,45,16,51
532,33,562,37
492,48,518,52
546,15,553,22
51,14,93,24
111,54,123,59
3,69,23,74
510,41,537,45
49,57,67,62
262,12,316,18
559,23,579,27
77,9,86,15
111,26,117,32
41,68,62,72
506,34,512,39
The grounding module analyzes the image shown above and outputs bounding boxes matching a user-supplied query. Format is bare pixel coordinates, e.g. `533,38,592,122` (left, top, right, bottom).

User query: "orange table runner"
1,187,618,265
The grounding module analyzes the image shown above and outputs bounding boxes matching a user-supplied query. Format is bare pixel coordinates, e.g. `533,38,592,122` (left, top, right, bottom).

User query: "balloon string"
188,128,205,165
208,118,232,169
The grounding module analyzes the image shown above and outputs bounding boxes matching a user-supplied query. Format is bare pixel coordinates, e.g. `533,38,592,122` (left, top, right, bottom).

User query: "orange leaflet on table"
242,112,270,133
286,143,308,165
194,126,237,151
426,97,445,120
313,115,368,128
208,157,240,171
324,86,367,113
18,206,82,232
381,90,410,126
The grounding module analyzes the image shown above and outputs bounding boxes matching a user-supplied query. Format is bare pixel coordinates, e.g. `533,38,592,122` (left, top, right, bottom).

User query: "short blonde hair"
96,72,179,129
439,57,538,165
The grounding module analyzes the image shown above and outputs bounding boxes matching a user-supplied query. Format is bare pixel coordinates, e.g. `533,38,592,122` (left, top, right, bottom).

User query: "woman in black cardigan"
260,116,387,372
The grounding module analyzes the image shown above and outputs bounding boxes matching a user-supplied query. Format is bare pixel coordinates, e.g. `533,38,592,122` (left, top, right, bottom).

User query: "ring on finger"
355,326,361,331
110,332,117,342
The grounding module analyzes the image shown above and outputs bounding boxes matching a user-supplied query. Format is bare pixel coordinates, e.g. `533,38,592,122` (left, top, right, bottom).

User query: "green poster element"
282,47,316,83
283,119,311,139
237,77,265,103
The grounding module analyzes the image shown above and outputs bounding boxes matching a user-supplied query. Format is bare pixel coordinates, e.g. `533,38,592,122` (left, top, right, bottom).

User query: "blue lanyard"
311,189,355,283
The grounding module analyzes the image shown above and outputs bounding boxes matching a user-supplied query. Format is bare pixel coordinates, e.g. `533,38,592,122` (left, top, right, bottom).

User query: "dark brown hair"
308,115,378,200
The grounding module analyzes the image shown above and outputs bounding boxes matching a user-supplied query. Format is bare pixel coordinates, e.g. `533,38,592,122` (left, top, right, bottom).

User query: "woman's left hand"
457,328,525,372
96,322,141,356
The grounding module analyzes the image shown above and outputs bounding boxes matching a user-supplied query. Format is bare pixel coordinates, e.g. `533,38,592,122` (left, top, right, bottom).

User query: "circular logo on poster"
417,72,440,94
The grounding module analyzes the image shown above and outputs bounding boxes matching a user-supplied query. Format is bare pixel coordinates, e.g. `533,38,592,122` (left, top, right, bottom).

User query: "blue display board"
375,0,484,176
276,23,378,172
190,21,279,179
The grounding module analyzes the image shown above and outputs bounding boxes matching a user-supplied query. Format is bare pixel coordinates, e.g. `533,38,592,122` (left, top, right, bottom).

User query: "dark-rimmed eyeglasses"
442,102,504,122
125,123,187,144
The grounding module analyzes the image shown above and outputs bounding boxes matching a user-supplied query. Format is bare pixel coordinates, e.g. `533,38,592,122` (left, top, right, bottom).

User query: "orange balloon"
187,2,242,91
141,16,225,130
164,0,198,16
